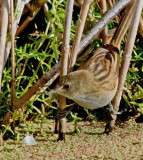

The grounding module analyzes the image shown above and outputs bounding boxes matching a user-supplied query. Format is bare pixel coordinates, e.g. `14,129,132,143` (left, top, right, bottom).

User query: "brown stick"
10,0,15,110
15,7,41,36
3,0,29,67
69,0,94,69
110,0,143,127
10,0,16,129
15,0,48,36
58,0,74,141
0,0,9,102
100,0,109,44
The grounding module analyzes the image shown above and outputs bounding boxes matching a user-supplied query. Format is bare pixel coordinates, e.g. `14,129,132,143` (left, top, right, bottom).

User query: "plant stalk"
69,0,94,70
0,0,9,104
110,0,143,127
100,0,109,44
58,0,74,141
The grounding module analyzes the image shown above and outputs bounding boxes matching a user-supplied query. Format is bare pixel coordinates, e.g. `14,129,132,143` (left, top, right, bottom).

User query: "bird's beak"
46,86,63,95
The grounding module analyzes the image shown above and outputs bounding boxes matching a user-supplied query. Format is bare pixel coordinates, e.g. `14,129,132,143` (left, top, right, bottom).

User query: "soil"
0,119,143,160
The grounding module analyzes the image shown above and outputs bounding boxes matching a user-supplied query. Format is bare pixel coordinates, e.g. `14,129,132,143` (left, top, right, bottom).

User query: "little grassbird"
50,44,120,117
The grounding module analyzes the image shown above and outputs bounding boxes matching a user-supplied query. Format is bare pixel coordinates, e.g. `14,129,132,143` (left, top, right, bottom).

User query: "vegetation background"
0,0,143,159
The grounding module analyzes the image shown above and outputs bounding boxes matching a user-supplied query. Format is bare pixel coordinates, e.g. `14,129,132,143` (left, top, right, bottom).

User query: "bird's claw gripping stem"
109,102,122,120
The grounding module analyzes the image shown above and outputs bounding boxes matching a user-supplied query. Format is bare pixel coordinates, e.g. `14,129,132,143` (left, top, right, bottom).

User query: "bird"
50,44,120,117
49,2,133,133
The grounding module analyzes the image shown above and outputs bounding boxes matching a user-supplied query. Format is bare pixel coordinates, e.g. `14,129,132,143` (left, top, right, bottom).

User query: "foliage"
0,0,143,138
122,38,143,114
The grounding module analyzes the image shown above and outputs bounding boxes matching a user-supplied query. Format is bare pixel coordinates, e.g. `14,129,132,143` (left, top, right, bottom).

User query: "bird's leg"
108,102,121,119
104,102,121,134
56,105,75,120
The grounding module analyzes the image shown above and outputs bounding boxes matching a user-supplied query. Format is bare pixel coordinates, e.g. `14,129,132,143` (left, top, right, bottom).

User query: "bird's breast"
73,80,118,109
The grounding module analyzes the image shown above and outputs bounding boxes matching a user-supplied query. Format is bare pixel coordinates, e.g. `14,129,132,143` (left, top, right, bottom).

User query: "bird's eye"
63,84,70,89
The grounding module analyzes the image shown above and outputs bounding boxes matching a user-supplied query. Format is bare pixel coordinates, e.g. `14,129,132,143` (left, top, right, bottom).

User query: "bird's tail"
110,0,136,49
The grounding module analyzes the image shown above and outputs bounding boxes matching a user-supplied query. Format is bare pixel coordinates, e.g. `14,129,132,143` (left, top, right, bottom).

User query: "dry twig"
69,0,94,69
58,0,74,141
10,0,15,109
0,0,9,101
110,0,143,128
4,0,31,67
100,0,109,44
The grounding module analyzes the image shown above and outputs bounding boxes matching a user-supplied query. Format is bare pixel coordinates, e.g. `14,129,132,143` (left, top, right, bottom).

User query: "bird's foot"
108,102,122,120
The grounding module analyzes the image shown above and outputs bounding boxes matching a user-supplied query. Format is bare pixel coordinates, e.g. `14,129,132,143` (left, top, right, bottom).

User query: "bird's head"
49,70,90,100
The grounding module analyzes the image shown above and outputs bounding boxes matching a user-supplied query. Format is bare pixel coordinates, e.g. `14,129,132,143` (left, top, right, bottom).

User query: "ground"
0,119,143,160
